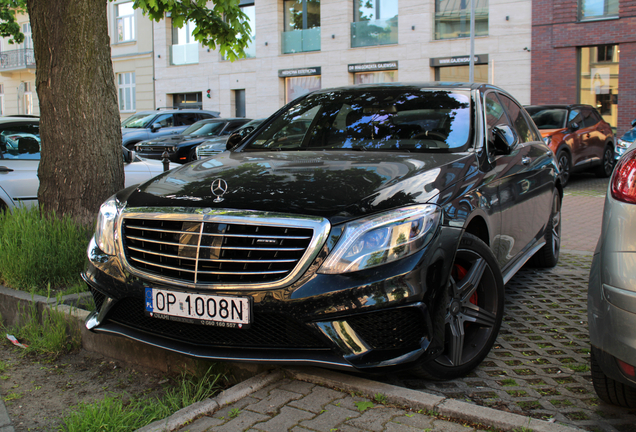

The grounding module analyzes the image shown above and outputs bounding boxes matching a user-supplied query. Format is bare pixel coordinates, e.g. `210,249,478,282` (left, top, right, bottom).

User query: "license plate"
144,288,251,329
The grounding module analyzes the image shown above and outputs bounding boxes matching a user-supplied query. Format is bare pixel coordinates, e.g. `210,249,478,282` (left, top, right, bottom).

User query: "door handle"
521,157,531,165
0,166,13,172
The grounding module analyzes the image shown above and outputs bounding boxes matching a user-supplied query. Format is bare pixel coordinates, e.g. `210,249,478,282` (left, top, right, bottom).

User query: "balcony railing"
0,48,35,70
171,43,199,65
351,18,398,48
281,28,321,54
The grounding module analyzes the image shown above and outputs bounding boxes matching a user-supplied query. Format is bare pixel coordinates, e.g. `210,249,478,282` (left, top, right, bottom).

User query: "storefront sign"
348,61,398,73
278,67,321,78
430,55,488,67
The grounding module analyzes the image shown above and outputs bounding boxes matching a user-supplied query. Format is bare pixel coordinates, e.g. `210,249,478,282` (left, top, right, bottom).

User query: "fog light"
617,358,636,379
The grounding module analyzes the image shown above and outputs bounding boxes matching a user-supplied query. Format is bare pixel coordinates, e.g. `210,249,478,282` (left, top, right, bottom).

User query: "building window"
579,45,619,129
20,23,32,49
579,0,618,20
234,90,246,117
436,65,488,83
116,2,135,42
117,72,136,112
285,75,321,104
241,2,256,58
23,82,33,115
171,20,198,65
173,92,202,109
435,0,488,40
282,0,321,54
351,0,398,48
353,70,397,84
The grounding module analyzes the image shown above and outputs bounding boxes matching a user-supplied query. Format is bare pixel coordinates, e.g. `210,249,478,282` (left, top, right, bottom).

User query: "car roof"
133,109,220,115
309,82,496,94
0,116,39,123
196,117,252,123
525,104,595,110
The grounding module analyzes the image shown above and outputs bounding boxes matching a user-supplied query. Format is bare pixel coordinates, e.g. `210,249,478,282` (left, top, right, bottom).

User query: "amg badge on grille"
211,178,228,203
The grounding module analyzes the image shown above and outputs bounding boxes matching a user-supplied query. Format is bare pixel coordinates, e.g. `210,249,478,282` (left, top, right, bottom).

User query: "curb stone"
286,367,584,432
136,369,283,432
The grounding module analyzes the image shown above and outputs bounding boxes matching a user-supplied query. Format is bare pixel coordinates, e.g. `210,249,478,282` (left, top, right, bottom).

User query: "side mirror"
226,132,243,150
490,124,518,156
123,147,136,163
569,121,580,131
150,123,162,133
631,119,636,128
240,126,254,137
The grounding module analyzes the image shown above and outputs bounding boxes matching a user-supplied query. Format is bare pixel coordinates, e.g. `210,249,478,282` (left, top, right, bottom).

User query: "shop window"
351,0,398,48
285,75,321,104
435,0,488,40
579,45,619,129
117,72,136,112
282,0,321,54
435,64,488,83
579,0,618,20
353,71,397,84
116,2,135,42
173,92,203,109
171,20,198,65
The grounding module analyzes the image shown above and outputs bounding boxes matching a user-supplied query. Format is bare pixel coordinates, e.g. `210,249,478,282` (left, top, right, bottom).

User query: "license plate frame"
144,287,252,329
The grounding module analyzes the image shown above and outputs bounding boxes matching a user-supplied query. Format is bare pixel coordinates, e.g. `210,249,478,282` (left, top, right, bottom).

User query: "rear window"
526,108,567,130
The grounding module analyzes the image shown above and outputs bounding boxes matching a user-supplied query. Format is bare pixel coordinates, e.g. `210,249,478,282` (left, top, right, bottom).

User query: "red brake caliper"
454,264,478,305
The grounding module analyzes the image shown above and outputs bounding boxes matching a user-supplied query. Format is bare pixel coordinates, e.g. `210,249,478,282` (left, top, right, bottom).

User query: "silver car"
0,117,176,211
588,139,636,407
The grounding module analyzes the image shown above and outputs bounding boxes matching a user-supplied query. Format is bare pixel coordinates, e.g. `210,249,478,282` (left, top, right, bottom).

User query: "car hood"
138,135,209,146
124,150,473,223
539,128,567,138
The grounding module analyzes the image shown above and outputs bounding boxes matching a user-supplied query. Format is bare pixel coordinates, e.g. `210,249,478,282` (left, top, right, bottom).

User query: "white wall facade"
154,0,532,119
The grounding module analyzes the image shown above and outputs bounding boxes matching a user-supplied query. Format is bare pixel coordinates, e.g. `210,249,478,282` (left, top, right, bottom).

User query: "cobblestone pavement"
179,378,497,432
381,175,636,432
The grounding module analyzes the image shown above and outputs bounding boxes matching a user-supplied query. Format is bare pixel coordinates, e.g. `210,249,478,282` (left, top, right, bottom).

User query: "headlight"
319,205,441,274
543,136,551,146
617,139,631,150
95,195,121,255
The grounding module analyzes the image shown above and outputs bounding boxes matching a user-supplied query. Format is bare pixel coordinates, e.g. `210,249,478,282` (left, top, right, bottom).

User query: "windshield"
242,89,472,153
182,121,226,137
526,108,567,130
121,114,157,129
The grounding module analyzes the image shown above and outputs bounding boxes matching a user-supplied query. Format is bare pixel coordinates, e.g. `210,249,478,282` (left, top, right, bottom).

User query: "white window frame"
23,82,33,115
117,72,136,112
116,2,136,42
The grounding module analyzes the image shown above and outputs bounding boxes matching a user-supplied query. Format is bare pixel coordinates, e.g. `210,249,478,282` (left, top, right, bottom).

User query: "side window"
175,113,199,126
581,109,598,128
227,121,247,133
568,109,583,126
0,123,41,160
198,113,214,120
498,94,534,143
154,114,174,128
485,92,512,134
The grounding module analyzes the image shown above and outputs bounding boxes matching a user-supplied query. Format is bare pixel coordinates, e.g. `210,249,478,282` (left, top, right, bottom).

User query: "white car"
0,117,176,211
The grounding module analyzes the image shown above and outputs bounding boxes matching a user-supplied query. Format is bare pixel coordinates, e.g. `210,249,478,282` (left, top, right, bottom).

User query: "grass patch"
0,206,91,295
3,300,81,358
58,367,226,432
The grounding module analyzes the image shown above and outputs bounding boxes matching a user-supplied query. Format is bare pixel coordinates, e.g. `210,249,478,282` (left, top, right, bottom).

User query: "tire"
556,150,571,187
188,148,197,162
529,190,561,268
411,233,504,380
595,144,614,178
591,348,636,408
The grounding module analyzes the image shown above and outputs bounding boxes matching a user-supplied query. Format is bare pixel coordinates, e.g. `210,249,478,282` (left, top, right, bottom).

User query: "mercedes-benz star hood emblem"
211,178,228,203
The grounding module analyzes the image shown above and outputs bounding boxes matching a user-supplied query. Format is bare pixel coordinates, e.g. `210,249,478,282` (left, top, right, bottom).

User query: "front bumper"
83,225,460,371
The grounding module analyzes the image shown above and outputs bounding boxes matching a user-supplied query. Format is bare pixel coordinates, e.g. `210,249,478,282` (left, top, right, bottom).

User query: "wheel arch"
463,214,490,246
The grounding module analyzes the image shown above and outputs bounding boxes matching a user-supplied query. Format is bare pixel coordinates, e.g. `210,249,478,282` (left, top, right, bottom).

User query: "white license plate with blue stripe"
144,288,251,329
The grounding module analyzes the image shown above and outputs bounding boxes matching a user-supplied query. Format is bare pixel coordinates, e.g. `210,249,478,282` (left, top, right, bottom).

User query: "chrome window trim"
115,207,331,290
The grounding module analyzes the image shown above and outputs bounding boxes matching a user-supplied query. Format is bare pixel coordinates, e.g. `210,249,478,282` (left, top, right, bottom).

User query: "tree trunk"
28,0,124,226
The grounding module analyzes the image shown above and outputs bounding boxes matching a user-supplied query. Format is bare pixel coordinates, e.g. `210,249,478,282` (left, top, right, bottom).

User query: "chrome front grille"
119,209,329,287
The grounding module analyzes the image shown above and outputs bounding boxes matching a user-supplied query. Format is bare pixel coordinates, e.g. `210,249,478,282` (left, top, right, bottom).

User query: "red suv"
526,104,614,185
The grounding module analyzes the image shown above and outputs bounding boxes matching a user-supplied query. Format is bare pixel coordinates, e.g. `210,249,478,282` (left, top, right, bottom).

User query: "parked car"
588,139,636,407
84,83,562,378
0,117,177,212
615,119,636,161
121,109,220,150
525,104,614,185
196,118,265,159
135,118,251,163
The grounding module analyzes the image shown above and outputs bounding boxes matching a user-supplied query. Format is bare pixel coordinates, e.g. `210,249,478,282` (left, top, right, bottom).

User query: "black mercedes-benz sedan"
84,83,562,379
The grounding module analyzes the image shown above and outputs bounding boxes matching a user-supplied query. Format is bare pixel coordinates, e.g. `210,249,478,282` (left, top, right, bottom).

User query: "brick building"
531,0,636,135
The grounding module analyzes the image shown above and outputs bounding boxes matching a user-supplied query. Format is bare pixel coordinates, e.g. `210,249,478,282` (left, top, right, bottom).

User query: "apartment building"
531,0,636,135
153,0,533,119
0,3,155,119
